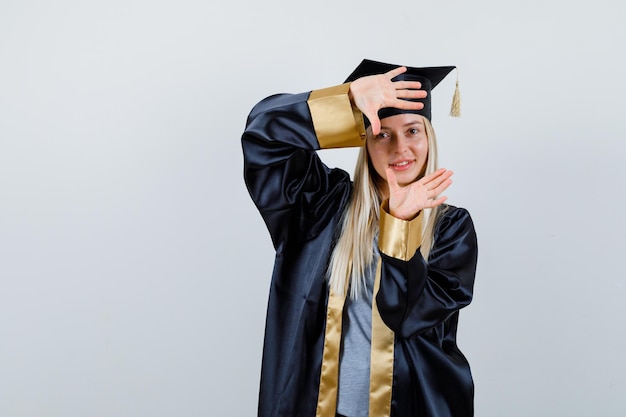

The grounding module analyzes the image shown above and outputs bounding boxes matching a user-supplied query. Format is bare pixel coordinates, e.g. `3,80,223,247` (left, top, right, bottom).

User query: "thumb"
367,113,381,136
385,166,399,193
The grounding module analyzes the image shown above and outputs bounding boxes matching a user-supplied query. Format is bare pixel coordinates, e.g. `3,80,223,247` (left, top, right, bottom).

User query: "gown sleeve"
375,204,478,339
242,83,366,249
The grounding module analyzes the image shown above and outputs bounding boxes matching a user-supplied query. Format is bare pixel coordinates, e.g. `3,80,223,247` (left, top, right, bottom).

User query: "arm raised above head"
241,86,367,248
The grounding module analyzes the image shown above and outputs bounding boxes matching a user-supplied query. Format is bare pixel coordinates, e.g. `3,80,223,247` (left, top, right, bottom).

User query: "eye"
408,127,422,135
375,131,390,141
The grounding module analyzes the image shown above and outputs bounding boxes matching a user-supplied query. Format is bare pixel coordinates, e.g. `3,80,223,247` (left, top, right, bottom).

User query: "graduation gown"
242,83,478,417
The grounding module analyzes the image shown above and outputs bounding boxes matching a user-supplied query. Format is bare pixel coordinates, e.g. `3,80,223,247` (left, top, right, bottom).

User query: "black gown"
242,83,478,417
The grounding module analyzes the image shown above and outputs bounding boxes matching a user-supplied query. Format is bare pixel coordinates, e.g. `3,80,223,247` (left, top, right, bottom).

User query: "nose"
393,134,409,153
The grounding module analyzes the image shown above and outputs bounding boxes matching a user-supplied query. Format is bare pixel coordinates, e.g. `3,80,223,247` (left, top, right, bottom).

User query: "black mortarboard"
344,59,459,123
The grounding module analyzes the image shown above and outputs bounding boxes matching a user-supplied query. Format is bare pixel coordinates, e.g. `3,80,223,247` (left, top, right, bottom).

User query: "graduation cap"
344,59,460,124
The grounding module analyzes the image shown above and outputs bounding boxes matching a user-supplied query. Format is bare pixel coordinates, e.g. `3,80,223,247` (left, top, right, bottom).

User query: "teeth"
392,161,410,167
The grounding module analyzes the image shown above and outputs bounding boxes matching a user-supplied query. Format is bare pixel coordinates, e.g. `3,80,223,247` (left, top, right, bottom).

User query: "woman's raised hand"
348,66,427,135
385,167,454,220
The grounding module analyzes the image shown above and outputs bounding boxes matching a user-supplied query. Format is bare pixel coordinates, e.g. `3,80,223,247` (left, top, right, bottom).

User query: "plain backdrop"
1,1,625,416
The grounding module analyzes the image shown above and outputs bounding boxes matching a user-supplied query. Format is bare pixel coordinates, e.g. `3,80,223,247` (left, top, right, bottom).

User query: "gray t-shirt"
336,247,379,417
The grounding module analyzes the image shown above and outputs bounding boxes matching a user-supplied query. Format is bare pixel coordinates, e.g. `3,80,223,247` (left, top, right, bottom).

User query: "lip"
388,160,415,171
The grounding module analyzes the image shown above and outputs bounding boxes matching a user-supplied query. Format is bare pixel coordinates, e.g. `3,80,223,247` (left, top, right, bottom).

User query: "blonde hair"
327,116,443,299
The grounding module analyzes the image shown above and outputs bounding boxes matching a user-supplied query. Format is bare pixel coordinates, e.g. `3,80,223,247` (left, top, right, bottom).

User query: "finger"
418,167,448,184
396,89,428,99
429,178,453,197
394,80,423,90
424,169,454,188
369,115,381,136
385,66,408,79
392,100,425,110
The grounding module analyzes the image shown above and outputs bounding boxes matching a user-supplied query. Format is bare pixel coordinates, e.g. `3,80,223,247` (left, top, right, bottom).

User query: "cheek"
412,140,429,172
415,140,428,159
366,145,388,179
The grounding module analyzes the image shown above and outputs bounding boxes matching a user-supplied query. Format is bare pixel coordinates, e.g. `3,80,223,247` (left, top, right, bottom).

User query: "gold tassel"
449,69,461,117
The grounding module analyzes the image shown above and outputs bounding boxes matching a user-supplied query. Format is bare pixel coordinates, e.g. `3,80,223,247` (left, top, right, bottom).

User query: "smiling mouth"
389,160,413,168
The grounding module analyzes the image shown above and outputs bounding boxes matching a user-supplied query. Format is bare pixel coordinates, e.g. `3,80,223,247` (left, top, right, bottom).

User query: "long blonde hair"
327,116,443,299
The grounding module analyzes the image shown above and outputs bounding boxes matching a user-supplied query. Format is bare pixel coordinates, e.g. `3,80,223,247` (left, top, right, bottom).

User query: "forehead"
380,113,424,128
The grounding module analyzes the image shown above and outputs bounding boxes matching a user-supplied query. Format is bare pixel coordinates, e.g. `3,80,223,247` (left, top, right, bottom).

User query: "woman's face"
366,113,429,193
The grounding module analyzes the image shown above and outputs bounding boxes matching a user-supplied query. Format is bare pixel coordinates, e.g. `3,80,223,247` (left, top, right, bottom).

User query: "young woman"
242,59,478,417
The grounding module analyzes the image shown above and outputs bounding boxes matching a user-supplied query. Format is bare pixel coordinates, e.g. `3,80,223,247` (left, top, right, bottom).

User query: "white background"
1,1,625,416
